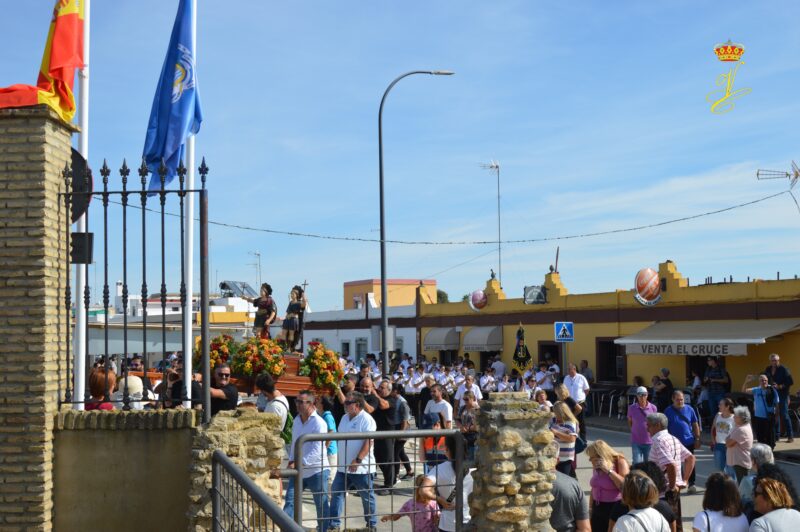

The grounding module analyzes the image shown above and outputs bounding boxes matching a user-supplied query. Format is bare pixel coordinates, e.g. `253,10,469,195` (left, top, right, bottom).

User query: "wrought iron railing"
58,158,212,421
212,450,304,532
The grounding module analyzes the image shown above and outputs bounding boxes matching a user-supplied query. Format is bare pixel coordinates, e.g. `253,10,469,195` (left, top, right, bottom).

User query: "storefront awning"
424,328,460,351
463,326,503,352
614,319,800,356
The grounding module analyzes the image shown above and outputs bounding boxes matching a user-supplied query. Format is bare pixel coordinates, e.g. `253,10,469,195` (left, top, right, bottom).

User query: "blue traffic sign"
554,322,574,343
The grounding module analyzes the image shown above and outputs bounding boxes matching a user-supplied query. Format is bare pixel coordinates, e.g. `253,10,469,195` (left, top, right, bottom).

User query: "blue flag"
143,0,202,192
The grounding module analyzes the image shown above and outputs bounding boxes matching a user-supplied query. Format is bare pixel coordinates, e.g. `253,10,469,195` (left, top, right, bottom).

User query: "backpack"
269,396,293,444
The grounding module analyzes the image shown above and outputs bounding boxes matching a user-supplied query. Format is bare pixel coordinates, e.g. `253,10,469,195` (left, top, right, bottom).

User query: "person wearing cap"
628,386,658,464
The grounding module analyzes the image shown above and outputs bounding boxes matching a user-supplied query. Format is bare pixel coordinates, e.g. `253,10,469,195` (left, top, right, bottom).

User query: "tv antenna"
479,160,502,287
756,161,800,214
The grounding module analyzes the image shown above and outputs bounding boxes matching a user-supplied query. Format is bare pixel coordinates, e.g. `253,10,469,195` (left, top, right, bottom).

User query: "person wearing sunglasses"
751,477,800,529
209,363,238,416
283,390,330,532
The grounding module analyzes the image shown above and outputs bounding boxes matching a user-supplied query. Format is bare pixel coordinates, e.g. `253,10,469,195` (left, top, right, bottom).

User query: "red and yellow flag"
0,0,84,123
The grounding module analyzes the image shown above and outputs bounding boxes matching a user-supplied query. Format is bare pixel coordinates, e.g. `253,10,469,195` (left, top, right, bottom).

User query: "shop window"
596,338,626,383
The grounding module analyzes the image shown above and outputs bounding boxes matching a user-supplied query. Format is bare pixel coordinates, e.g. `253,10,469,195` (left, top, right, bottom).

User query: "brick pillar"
0,106,75,530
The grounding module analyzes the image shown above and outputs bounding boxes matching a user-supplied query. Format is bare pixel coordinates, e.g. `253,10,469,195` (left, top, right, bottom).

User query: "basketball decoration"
634,267,662,306
468,289,488,312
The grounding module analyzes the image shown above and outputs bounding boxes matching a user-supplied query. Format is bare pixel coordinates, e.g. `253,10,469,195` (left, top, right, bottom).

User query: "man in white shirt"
283,390,330,529
454,374,483,409
479,368,497,395
329,391,378,531
426,435,473,532
424,384,454,428
535,361,555,401
490,355,507,379
453,367,467,390
564,363,590,440
399,353,412,372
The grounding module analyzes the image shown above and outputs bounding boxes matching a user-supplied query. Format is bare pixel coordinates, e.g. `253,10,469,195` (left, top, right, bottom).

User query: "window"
395,336,404,354
596,338,626,383
355,337,368,362
341,341,351,358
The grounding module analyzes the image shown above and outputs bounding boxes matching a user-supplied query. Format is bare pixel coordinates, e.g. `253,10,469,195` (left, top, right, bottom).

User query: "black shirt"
609,499,675,526
368,394,398,431
655,378,673,411
210,383,238,416
765,365,794,396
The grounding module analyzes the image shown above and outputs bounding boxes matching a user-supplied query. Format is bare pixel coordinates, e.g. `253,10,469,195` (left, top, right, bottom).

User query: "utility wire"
108,190,789,246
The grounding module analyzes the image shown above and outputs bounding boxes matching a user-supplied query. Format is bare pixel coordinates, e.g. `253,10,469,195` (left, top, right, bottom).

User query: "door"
538,341,564,380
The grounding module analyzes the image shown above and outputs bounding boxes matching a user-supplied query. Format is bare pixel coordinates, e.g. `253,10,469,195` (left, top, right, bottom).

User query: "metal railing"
290,428,466,531
212,450,304,532
59,158,212,421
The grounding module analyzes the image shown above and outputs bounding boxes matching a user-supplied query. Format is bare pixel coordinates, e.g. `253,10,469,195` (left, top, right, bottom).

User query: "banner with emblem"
143,0,203,192
0,0,85,123
512,324,532,373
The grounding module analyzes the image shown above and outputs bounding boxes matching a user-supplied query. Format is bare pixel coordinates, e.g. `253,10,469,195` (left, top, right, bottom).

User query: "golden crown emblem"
714,40,745,62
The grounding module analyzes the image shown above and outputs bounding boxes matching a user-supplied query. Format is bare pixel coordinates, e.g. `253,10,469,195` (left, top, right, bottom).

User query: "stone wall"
469,391,557,531
0,106,74,530
189,407,286,531
53,410,197,532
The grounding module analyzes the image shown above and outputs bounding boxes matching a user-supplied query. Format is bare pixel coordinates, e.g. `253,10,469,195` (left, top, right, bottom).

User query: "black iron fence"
212,450,305,532
288,428,467,531
58,158,212,422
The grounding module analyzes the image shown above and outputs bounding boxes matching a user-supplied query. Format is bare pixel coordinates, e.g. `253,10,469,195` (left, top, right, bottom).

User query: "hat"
421,412,441,429
119,375,145,396
636,386,648,396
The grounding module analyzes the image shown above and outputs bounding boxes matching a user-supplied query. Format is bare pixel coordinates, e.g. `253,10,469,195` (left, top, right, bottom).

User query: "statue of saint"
278,285,307,352
244,283,277,339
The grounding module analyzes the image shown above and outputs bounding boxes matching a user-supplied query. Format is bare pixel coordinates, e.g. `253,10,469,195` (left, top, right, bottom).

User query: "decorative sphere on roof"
469,290,488,312
634,267,662,306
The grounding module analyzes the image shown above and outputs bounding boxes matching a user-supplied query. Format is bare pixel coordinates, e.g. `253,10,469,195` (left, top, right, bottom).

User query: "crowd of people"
87,347,800,531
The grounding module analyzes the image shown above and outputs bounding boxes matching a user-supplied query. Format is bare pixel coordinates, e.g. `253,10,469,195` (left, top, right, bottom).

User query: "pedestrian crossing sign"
554,322,574,343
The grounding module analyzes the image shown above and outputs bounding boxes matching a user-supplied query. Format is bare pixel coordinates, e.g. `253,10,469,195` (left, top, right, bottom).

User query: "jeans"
776,393,794,439
707,392,725,423
284,469,329,532
329,471,377,529
631,443,652,465
713,443,727,471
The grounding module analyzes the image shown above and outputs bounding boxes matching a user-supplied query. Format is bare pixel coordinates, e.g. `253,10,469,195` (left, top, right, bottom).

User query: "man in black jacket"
765,353,794,443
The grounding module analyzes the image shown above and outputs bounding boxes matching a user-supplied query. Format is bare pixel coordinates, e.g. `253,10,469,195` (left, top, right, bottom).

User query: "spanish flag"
0,0,84,123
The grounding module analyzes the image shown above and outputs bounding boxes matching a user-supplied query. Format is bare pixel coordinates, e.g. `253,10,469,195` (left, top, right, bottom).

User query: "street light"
480,160,501,287
378,70,454,376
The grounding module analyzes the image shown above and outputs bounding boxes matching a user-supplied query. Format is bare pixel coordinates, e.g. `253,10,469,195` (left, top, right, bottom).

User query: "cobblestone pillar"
0,106,74,530
469,391,557,531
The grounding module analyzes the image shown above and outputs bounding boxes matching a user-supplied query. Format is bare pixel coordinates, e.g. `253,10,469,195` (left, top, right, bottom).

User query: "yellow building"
344,278,437,310
418,261,800,391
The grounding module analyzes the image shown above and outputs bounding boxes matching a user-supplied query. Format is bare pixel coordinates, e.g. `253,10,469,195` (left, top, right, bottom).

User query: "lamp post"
481,160,501,286
378,70,453,376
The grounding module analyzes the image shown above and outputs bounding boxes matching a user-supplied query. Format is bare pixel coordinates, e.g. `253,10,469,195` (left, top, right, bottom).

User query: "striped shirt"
553,421,578,462
649,429,692,488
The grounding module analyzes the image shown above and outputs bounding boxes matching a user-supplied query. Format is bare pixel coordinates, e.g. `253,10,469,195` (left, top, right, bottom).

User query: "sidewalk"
584,414,800,462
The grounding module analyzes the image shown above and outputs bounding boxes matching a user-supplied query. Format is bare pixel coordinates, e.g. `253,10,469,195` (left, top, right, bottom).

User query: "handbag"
574,434,587,454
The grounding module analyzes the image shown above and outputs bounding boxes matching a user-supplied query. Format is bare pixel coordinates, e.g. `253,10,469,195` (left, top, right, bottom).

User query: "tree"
461,294,469,302
437,289,449,304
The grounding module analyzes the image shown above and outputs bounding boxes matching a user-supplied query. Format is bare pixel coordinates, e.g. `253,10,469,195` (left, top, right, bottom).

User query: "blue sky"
3,1,800,310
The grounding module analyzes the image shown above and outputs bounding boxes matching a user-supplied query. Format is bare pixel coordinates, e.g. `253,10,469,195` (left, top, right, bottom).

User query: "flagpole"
182,0,197,408
73,0,90,410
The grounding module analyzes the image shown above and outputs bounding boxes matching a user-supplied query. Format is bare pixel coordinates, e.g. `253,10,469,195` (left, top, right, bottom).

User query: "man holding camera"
765,353,794,443
743,373,780,448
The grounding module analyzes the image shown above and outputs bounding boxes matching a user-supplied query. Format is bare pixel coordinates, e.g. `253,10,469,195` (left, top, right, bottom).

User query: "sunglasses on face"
754,489,764,497
216,373,231,378
295,399,311,404
344,400,358,405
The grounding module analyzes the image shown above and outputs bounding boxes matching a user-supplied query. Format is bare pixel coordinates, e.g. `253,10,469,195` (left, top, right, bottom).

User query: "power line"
108,190,788,246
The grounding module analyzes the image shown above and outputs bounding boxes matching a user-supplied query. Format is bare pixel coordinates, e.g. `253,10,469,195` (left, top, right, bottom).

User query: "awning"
423,328,460,351
614,319,800,356
463,326,503,352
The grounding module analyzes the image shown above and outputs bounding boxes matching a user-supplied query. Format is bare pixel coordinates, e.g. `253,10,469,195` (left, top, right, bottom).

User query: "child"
458,391,479,461
419,413,447,473
381,475,440,532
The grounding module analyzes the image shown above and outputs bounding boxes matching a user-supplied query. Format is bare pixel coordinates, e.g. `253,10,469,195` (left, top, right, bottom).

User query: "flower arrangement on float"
193,334,238,370
299,341,344,394
230,337,286,377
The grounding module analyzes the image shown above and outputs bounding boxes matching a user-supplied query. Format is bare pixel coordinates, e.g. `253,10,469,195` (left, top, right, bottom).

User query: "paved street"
292,425,800,531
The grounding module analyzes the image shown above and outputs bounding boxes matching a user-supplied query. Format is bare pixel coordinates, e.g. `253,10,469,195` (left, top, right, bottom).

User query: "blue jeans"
775,394,794,439
631,443,651,465
713,443,727,471
329,471,377,529
284,469,329,532
707,392,725,421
